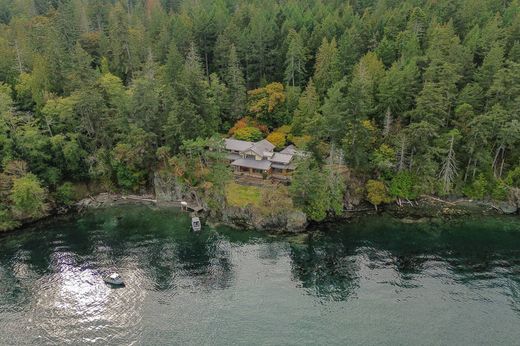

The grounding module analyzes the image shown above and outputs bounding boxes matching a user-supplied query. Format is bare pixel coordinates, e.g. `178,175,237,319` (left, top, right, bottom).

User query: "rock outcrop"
221,205,307,233
153,172,206,210
76,193,156,210
507,188,520,215
498,202,518,215
153,172,187,202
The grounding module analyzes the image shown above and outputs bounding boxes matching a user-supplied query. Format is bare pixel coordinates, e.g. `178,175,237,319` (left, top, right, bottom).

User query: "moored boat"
191,217,202,232
104,273,125,286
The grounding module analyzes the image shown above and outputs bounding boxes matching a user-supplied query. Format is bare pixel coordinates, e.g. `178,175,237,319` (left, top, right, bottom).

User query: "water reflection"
0,208,519,344
0,207,238,344
288,217,520,303
289,241,360,301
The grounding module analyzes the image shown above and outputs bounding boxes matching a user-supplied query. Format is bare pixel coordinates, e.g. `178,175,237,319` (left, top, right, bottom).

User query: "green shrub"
371,144,396,178
55,182,76,206
276,125,292,134
506,166,520,188
389,171,417,200
234,126,263,141
491,180,509,201
463,174,488,200
115,163,143,191
10,173,46,218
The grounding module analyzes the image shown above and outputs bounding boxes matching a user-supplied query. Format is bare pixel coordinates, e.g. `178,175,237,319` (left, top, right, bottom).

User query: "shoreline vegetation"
1,1,520,233
2,187,518,235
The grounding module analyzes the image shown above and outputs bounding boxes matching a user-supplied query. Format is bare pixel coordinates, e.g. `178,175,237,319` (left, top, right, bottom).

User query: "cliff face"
220,205,307,233
153,172,186,202
508,188,520,214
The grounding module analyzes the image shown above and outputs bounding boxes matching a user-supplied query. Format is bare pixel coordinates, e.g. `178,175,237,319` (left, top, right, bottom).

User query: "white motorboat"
104,273,125,286
191,217,202,232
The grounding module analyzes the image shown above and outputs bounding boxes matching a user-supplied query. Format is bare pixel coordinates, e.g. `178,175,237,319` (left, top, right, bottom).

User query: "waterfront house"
224,138,299,177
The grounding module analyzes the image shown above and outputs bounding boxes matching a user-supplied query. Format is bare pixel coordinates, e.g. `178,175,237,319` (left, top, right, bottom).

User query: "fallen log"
420,195,457,206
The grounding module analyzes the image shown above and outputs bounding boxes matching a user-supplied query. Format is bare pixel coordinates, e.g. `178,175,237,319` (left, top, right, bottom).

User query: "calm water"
1,206,520,345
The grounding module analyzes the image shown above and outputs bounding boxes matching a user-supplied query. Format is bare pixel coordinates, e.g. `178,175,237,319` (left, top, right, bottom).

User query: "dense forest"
0,0,520,229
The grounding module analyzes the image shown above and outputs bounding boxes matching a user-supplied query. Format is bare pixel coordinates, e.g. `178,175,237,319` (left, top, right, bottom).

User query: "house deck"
225,138,302,181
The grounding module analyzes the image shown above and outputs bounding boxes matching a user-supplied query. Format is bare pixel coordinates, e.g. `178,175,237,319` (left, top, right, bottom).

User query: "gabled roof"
270,153,293,164
231,158,272,170
280,144,297,155
250,139,275,156
225,138,253,152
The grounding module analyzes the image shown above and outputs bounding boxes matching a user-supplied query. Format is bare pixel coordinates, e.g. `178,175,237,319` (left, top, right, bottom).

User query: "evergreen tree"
438,129,460,194
292,79,320,136
476,43,505,92
338,20,364,75
106,2,132,81
128,54,165,143
320,79,348,144
313,37,341,97
1,0,520,219
284,29,307,87
347,51,385,121
169,43,218,145
289,158,328,222
224,44,246,125
164,39,184,86
65,43,98,94
378,61,420,119
207,72,229,129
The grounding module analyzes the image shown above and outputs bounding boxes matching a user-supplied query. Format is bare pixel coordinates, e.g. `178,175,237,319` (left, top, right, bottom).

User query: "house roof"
271,162,296,170
225,138,253,152
226,152,242,161
270,153,293,164
250,139,275,156
280,144,297,155
231,158,272,171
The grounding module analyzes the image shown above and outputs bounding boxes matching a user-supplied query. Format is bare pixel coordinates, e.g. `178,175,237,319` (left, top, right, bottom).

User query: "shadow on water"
289,238,360,301
287,215,520,302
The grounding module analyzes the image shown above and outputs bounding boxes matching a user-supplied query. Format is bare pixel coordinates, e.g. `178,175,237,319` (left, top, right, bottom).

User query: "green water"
1,206,520,345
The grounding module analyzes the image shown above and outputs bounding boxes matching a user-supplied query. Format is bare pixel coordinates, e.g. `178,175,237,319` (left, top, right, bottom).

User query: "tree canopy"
1,0,520,228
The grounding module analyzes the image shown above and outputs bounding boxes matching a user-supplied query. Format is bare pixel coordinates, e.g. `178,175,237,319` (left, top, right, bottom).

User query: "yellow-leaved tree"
366,179,391,211
248,82,287,128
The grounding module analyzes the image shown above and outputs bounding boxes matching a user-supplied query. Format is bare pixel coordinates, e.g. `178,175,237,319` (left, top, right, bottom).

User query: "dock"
180,201,204,213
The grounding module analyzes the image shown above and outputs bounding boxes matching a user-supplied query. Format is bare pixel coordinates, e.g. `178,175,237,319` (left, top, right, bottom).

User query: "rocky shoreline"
72,192,309,233
3,188,518,235
75,192,518,232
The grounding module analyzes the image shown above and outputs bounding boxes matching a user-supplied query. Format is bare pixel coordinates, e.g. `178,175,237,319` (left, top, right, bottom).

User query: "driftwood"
420,195,457,206
122,195,157,203
490,204,504,213
395,198,416,207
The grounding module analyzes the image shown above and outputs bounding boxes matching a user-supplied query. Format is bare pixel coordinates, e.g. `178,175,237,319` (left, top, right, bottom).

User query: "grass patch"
225,182,263,207
225,182,296,215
